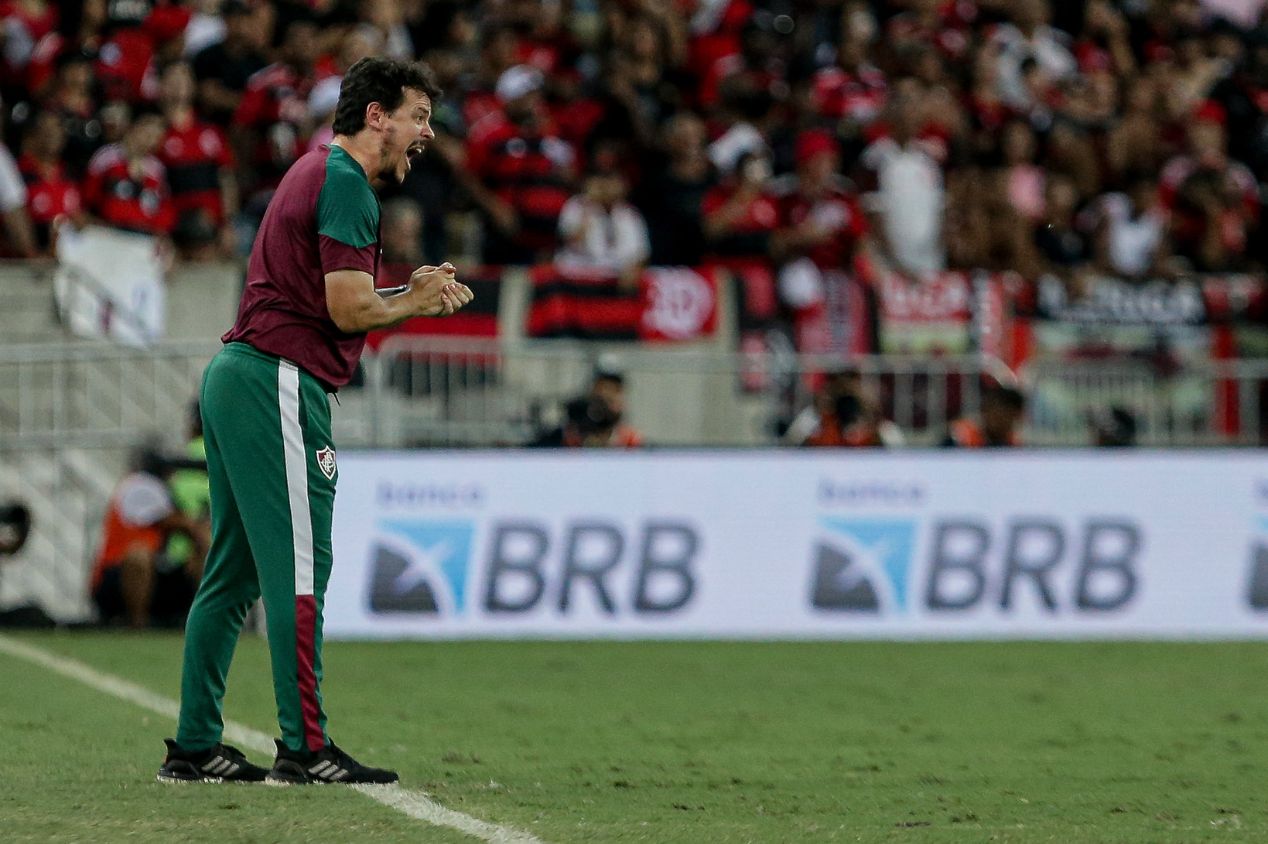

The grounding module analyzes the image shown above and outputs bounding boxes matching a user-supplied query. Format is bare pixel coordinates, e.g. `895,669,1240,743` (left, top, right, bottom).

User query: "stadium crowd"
0,0,1263,274
1,0,1266,451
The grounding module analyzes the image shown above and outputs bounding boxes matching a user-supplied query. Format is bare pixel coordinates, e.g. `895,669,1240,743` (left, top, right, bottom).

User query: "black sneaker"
156,739,268,783
267,739,399,784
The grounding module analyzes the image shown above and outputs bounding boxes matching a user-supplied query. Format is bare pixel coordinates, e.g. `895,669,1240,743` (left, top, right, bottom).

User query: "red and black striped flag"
526,264,717,342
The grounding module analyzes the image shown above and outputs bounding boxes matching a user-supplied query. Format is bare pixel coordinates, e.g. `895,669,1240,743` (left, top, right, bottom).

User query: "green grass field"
3,633,1268,843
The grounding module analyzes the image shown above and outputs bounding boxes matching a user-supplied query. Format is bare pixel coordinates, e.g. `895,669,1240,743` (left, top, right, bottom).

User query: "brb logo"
368,520,475,614
811,517,1141,614
367,519,699,617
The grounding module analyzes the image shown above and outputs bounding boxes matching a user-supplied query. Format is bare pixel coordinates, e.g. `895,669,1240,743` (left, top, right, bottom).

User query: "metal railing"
0,340,220,448
1022,357,1268,446
365,336,1018,447
5,337,1268,450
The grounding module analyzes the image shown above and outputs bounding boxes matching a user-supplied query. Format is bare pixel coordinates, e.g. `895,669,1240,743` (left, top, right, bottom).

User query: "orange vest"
949,418,1019,448
91,484,169,589
806,413,884,447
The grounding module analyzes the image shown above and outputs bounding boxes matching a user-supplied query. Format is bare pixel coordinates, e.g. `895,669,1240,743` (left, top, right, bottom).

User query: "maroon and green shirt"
223,144,380,388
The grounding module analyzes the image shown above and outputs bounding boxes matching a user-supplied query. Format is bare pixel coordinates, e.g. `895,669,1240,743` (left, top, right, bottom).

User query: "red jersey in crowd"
885,1,974,61
83,145,175,235
700,182,779,264
774,178,868,270
95,27,158,102
0,0,58,86
467,119,575,254
18,153,81,241
811,63,888,125
159,117,233,225
234,63,319,188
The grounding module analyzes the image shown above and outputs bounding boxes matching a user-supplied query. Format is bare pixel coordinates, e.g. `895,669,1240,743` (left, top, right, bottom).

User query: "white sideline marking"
0,635,545,844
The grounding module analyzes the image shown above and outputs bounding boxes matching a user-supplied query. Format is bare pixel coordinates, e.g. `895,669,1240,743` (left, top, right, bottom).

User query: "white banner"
325,451,1268,639
53,224,166,347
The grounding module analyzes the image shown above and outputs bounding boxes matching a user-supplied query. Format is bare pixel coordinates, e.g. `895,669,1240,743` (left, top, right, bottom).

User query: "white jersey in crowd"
862,138,945,277
0,143,26,215
555,196,651,275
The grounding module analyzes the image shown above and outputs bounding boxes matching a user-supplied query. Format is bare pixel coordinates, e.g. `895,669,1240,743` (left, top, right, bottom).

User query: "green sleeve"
316,161,379,248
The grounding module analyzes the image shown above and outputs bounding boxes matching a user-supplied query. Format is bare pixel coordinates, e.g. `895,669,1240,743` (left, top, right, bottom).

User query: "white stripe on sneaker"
204,757,230,775
278,360,315,597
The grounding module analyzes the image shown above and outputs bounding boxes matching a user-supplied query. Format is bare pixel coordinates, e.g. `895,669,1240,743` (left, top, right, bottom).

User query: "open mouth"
405,142,426,165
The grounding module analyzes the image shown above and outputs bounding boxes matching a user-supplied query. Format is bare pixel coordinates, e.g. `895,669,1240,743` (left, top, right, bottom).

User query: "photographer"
532,362,643,448
786,372,903,448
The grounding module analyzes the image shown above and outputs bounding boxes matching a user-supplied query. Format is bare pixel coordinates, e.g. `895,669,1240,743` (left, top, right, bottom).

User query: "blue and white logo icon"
811,519,918,613
367,520,475,615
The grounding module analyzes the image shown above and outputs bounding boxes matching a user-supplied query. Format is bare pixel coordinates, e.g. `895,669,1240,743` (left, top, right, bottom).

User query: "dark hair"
129,102,165,124
984,385,1026,411
332,57,443,136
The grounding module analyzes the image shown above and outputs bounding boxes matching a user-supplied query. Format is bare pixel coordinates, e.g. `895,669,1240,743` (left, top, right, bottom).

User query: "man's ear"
365,101,385,130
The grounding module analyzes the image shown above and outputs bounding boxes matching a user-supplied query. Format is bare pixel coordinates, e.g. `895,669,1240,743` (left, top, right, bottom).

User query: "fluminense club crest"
315,446,337,480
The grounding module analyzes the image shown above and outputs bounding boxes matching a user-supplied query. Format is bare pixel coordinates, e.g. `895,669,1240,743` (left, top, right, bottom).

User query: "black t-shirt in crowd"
191,42,267,124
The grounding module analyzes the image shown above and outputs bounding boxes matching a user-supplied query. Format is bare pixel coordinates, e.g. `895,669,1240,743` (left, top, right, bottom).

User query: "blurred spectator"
157,61,237,259
191,0,269,126
785,372,904,448
183,0,228,59
307,26,377,150
380,196,424,265
18,109,84,251
82,104,175,237
1087,173,1169,279
773,129,869,349
358,0,414,61
596,16,678,153
639,111,716,266
556,166,650,279
1,0,58,85
707,80,777,177
701,150,778,266
90,445,207,629
810,23,888,136
944,385,1026,448
1160,100,1259,271
467,64,576,264
861,84,945,277
773,130,868,276
991,0,1077,112
699,16,788,114
1106,75,1167,184
42,49,102,177
1001,120,1045,224
1089,405,1139,447
462,23,522,130
0,100,35,257
532,360,643,448
1034,173,1090,274
231,12,321,201
1045,120,1100,202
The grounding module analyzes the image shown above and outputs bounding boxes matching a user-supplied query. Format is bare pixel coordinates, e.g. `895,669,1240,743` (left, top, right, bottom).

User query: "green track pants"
176,342,336,753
